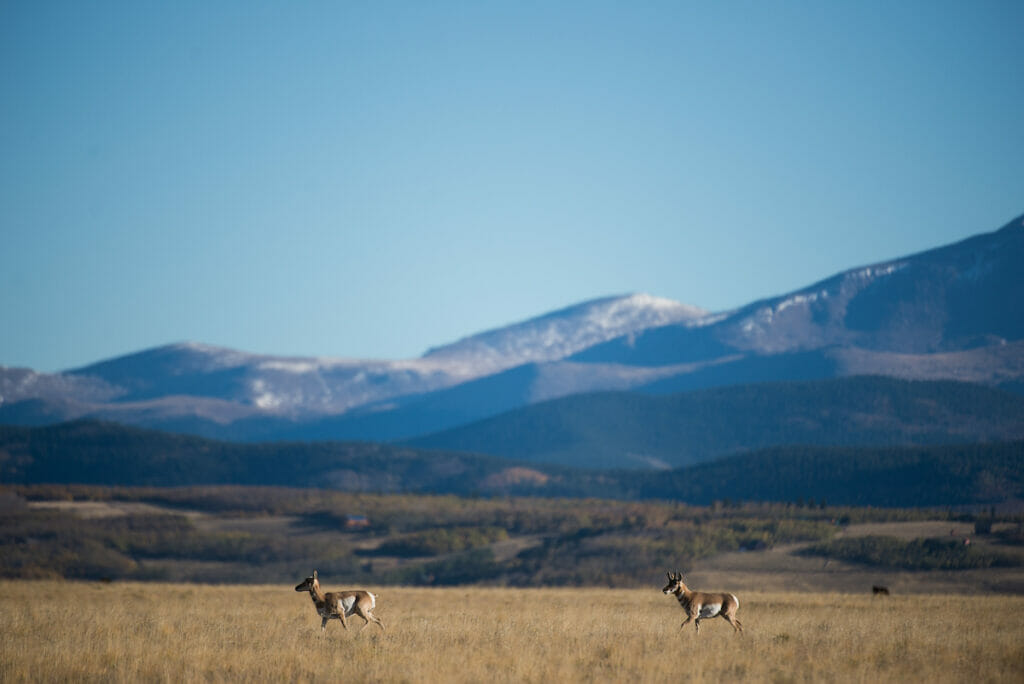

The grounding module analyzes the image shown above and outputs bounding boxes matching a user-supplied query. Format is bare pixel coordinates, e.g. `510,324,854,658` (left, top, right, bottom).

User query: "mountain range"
2,213,1023,467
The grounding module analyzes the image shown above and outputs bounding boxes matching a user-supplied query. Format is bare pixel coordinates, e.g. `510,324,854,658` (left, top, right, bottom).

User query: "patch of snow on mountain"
258,359,322,374
170,342,259,370
775,290,828,314
689,311,729,327
250,379,282,409
734,260,910,347
848,263,906,282
0,366,124,405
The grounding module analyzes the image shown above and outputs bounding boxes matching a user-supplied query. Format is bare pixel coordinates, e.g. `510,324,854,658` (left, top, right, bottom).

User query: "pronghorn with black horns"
662,571,742,634
295,570,385,633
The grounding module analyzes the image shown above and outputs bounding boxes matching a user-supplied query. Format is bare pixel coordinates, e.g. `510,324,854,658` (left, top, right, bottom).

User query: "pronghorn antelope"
662,571,742,634
295,571,385,633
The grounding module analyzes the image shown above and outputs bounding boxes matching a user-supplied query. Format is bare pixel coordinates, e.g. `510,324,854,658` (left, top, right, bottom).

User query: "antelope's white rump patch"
699,604,722,618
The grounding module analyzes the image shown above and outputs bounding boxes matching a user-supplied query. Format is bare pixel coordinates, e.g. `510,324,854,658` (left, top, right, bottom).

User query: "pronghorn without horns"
662,571,742,634
295,570,385,633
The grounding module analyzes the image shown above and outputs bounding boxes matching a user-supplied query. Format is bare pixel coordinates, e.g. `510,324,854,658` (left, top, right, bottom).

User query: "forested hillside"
620,442,1024,507
1,420,1021,508
0,420,529,493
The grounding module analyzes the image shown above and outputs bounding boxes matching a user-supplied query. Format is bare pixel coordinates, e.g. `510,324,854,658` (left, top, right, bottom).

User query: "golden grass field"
1,580,1022,683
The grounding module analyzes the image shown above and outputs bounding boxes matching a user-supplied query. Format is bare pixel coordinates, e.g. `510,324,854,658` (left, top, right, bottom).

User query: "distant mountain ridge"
0,292,704,422
574,215,1024,365
1,213,1023,450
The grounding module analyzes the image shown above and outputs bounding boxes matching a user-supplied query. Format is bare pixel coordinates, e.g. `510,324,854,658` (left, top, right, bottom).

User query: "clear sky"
2,1,1022,372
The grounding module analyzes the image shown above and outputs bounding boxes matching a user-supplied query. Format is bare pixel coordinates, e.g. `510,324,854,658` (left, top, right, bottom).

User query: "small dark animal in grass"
872,585,890,596
662,571,742,634
295,570,385,633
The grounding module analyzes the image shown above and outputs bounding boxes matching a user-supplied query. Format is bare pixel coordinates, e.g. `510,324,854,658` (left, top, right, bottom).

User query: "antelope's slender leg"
354,606,386,632
724,615,742,633
354,612,369,634
320,617,328,632
353,608,370,633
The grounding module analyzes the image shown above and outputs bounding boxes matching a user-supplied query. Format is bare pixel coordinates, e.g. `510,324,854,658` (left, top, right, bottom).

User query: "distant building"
345,514,370,529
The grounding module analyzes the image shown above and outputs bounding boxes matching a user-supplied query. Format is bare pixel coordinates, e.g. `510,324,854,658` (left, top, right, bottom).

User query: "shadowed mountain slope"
408,376,1024,469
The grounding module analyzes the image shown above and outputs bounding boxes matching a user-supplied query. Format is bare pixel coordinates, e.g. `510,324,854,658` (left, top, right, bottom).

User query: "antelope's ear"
313,570,318,579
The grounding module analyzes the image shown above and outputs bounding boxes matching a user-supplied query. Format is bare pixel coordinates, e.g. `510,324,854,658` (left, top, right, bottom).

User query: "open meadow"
1,580,1022,683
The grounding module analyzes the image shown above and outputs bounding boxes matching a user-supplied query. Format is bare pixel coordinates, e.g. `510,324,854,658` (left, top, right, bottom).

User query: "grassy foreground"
1,580,1021,683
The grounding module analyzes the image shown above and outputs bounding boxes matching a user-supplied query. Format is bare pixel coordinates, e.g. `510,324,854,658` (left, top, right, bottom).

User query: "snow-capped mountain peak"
422,293,708,373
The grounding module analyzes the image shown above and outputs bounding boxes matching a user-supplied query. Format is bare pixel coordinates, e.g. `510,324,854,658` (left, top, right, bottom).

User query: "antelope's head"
295,570,319,592
663,571,685,595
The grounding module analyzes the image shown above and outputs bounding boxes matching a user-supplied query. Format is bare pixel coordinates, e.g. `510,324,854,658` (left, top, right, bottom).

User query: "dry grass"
1,580,1022,683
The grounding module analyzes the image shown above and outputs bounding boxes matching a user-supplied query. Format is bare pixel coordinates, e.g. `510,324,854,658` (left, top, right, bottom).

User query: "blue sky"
2,1,1022,372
